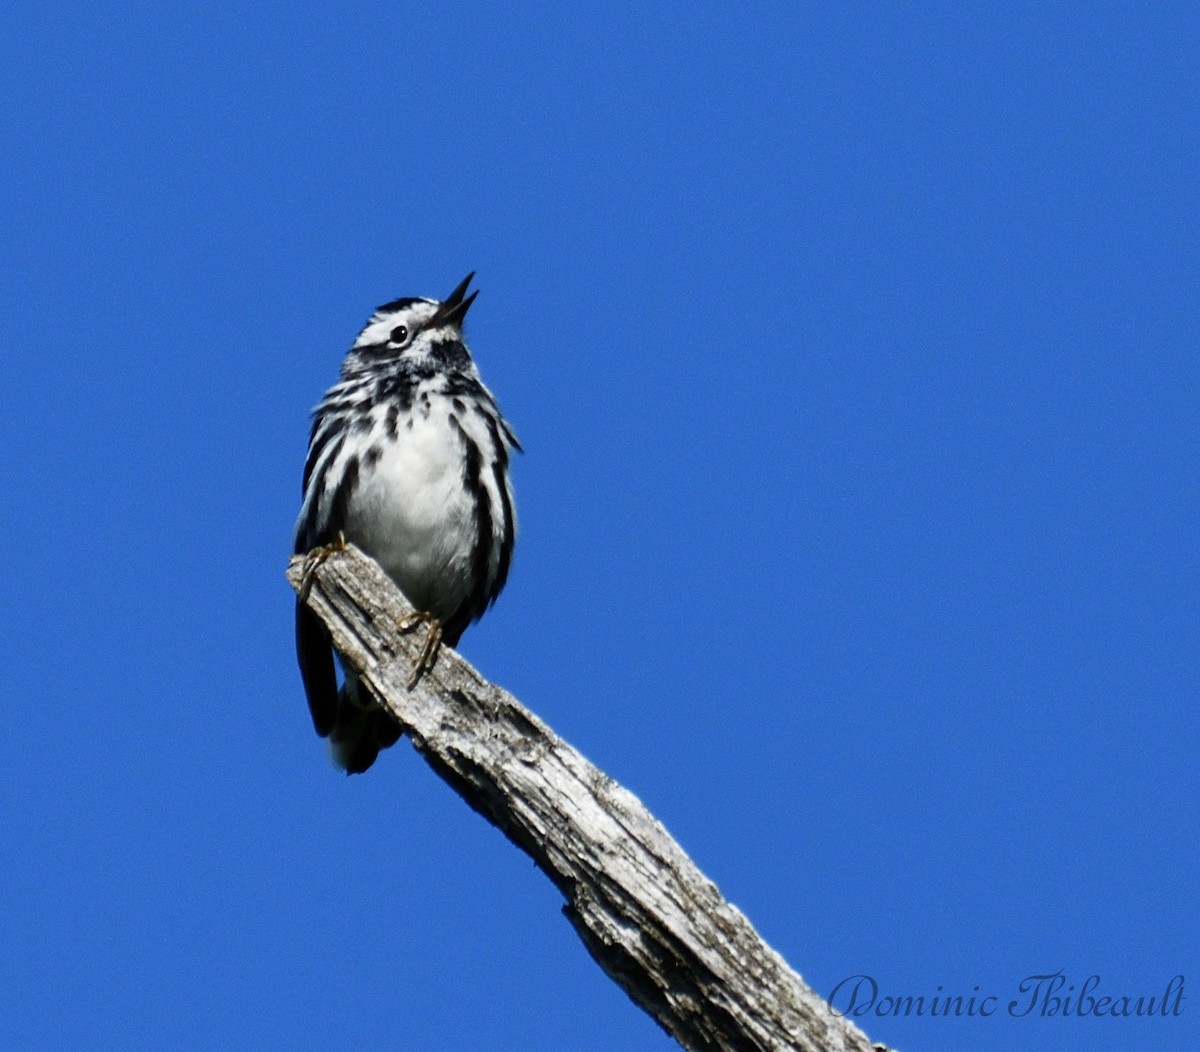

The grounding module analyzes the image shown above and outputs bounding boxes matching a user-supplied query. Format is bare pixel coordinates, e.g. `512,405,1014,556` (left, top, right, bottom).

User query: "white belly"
342,411,477,621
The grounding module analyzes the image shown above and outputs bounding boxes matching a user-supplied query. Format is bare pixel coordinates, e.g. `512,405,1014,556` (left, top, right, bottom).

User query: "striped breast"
298,373,516,646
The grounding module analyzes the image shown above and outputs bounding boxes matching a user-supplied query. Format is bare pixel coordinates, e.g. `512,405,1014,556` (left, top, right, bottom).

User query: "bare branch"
287,545,893,1052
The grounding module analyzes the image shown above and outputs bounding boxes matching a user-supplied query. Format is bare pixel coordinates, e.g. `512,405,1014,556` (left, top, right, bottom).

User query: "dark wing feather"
295,399,344,739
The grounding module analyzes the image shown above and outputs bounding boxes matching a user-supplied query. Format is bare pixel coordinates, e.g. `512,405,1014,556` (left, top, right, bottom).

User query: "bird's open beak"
429,272,478,328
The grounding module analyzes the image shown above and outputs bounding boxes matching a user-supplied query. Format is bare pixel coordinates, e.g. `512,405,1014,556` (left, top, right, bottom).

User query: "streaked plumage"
293,273,518,773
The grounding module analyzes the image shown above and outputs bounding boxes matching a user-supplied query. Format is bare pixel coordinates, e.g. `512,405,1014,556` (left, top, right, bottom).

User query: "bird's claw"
299,531,348,602
397,611,443,688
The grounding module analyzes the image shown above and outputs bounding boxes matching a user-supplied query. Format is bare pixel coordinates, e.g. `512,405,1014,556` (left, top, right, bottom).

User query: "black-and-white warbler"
293,273,519,773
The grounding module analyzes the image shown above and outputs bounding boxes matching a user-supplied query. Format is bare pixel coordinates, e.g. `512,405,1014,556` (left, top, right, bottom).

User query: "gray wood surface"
287,545,892,1052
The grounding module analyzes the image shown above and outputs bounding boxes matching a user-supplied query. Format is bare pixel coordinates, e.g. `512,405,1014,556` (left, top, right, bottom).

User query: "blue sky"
2,3,1195,1050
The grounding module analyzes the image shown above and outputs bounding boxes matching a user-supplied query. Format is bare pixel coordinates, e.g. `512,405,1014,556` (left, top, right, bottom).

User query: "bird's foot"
299,531,348,602
397,611,443,688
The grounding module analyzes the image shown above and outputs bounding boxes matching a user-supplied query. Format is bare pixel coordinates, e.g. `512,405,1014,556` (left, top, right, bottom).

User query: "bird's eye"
390,324,409,344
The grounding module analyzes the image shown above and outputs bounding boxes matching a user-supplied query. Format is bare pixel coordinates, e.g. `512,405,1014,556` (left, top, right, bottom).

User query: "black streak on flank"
446,416,492,647
296,431,345,551
484,414,515,598
302,422,332,494
484,415,510,471
326,454,359,544
492,459,514,599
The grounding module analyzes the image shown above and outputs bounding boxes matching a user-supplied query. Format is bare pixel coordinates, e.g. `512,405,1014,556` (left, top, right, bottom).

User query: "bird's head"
348,272,479,372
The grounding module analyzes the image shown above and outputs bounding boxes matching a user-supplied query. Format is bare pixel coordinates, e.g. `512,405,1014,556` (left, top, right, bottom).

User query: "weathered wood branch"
287,545,892,1052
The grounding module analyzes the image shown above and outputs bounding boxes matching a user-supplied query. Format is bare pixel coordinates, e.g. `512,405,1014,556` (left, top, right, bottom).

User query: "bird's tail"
329,675,403,775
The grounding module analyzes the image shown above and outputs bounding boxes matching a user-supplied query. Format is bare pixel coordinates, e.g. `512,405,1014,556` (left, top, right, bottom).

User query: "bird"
293,272,519,774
